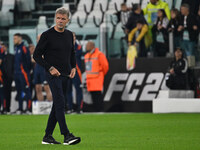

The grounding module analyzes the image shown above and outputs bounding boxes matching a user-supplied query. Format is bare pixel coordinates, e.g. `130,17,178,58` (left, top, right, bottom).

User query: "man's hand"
193,25,198,30
69,68,76,78
178,25,183,32
170,68,174,74
49,67,61,76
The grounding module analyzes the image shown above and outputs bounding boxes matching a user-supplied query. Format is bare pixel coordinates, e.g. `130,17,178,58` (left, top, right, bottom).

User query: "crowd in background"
116,0,200,61
0,0,200,114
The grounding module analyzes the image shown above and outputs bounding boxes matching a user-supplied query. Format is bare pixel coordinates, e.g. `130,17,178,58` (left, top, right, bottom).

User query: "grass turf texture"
0,113,199,150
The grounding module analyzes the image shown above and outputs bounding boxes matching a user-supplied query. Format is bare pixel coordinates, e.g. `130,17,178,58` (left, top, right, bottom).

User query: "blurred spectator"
33,35,52,101
197,6,200,31
143,0,170,28
128,19,148,57
166,48,188,90
115,3,131,30
13,33,32,114
84,41,109,112
2,43,14,114
29,43,36,100
0,44,5,114
152,9,169,57
66,33,83,114
168,8,181,49
181,0,200,15
178,4,198,57
197,7,200,52
125,4,147,33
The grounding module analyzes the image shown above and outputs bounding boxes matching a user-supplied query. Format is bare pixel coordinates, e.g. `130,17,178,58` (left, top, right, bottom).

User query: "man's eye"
62,18,66,20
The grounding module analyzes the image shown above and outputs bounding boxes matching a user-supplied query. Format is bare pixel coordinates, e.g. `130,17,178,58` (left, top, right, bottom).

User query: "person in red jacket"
84,41,109,112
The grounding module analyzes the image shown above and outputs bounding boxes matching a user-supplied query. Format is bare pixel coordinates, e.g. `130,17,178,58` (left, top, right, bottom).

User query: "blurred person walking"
33,35,52,101
66,33,83,114
1,43,14,114
13,33,32,114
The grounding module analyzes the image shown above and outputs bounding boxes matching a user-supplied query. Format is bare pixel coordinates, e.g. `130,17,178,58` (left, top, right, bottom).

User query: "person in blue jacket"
66,33,83,114
13,33,32,114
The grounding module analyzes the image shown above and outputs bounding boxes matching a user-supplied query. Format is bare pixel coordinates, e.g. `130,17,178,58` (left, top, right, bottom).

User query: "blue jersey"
74,42,82,71
14,42,31,74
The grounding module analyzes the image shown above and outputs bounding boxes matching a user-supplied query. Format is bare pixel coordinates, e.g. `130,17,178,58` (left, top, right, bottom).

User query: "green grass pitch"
0,113,200,150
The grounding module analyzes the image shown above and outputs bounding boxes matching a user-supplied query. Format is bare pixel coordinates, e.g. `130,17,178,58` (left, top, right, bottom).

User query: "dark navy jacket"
74,42,82,71
14,42,31,74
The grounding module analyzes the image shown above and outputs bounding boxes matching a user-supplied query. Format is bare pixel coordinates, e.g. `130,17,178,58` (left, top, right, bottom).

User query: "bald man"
84,41,109,112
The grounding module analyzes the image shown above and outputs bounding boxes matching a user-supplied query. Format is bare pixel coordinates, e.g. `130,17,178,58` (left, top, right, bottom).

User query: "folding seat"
85,0,108,27
0,0,15,26
36,16,48,35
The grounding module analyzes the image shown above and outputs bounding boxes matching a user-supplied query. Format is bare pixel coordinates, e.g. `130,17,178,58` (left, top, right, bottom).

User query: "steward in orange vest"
84,41,109,112
84,45,109,91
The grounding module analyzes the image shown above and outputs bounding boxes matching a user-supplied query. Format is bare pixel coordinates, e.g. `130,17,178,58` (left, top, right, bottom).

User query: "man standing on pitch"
33,7,81,145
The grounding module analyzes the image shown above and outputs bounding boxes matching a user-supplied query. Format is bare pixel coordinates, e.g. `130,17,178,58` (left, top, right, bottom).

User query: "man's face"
121,5,127,12
175,49,182,58
180,7,188,15
13,36,21,46
86,42,94,52
2,45,7,52
136,23,143,30
157,10,163,18
55,13,69,30
150,0,158,5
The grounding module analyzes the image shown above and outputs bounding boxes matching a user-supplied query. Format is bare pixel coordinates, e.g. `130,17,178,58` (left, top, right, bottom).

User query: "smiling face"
55,13,69,32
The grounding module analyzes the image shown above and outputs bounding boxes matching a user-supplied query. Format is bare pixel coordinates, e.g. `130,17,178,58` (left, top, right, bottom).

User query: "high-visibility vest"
84,48,101,78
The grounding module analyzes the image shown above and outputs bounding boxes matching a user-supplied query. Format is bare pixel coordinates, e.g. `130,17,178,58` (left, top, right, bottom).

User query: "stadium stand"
126,0,141,8
69,0,93,27
0,0,15,27
85,0,108,27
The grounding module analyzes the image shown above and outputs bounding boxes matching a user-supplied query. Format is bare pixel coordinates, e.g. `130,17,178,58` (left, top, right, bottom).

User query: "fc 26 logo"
104,73,166,101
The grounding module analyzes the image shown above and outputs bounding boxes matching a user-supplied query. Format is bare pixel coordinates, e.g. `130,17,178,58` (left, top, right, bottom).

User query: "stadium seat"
108,22,126,57
164,0,173,9
106,0,124,14
69,0,93,27
126,0,140,8
141,0,150,9
17,0,35,12
76,0,93,13
0,0,15,26
85,0,108,27
36,16,48,35
175,0,182,9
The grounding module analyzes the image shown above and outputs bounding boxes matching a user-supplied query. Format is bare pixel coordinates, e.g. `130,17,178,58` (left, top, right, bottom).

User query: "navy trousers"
67,71,83,110
45,72,70,135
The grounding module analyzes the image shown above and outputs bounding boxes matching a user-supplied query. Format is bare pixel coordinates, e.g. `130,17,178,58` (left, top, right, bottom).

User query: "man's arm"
33,33,51,71
99,53,109,75
69,33,76,78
